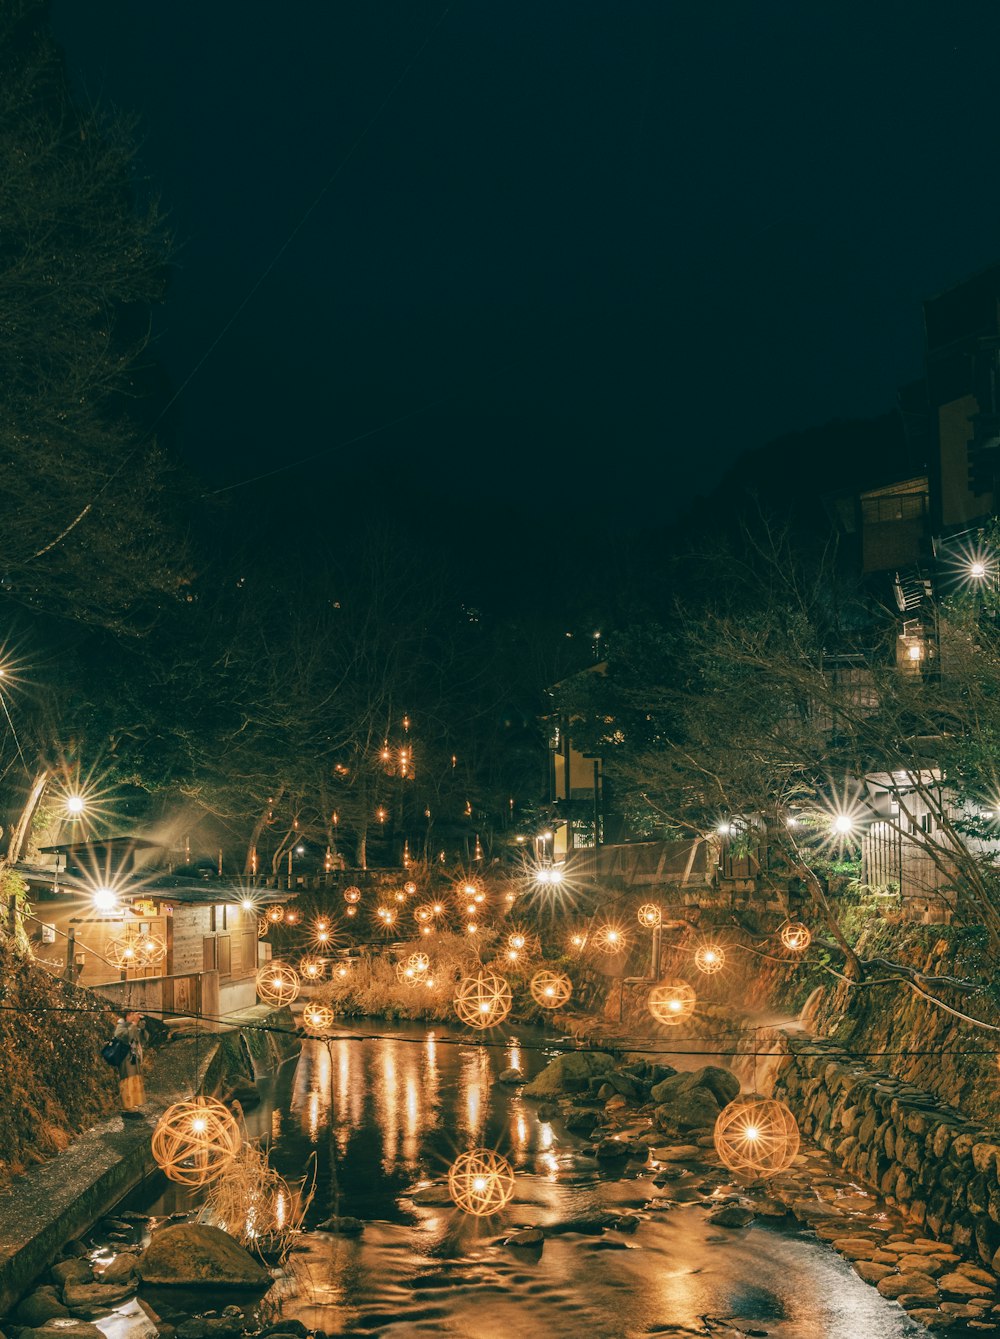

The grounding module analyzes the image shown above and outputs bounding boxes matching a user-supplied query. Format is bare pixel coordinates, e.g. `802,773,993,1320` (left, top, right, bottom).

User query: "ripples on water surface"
139,1023,934,1338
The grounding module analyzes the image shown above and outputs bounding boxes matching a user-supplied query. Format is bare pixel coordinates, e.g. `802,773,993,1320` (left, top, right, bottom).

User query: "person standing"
114,1011,146,1118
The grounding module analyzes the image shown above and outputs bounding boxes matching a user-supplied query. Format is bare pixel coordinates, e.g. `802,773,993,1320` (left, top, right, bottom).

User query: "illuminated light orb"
694,944,726,975
461,882,479,898
713,1095,800,1179
394,890,406,903
346,906,357,918
592,924,628,955
334,963,350,980
376,906,397,929
107,934,142,969
257,918,270,939
780,922,812,953
647,978,697,1026
298,955,326,981
529,969,572,1009
395,961,419,986
65,794,86,815
568,931,588,952
404,880,417,896
406,951,430,973
151,1097,242,1187
283,909,300,925
343,886,362,904
135,933,167,967
466,921,479,935
507,933,527,951
414,903,434,924
420,925,431,936
266,906,285,924
92,887,119,913
431,902,445,916
637,903,662,929
447,1148,515,1216
453,971,512,1029
302,1002,335,1035
255,962,300,1006
315,928,332,945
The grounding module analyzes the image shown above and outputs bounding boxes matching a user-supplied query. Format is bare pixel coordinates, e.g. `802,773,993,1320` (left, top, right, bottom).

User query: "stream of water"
126,1021,937,1339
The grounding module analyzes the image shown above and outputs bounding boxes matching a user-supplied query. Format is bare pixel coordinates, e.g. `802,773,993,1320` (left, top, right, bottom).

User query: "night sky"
51,2,1000,529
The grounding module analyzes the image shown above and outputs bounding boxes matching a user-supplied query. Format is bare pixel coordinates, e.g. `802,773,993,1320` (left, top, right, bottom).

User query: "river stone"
832,1237,880,1260
650,1066,739,1108
504,1228,543,1247
706,1205,754,1228
498,1068,523,1085
94,1256,137,1286
855,1262,896,1284
138,1224,271,1288
316,1216,364,1235
51,1261,93,1288
15,1291,71,1326
63,1280,137,1319
29,1324,106,1339
654,1086,722,1134
877,1272,939,1300
410,1183,452,1205
594,1137,631,1160
652,1145,701,1162
938,1271,995,1300
175,1318,244,1339
523,1051,617,1098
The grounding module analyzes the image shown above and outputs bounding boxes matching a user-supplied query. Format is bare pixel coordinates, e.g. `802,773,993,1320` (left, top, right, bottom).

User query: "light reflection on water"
131,1022,936,1339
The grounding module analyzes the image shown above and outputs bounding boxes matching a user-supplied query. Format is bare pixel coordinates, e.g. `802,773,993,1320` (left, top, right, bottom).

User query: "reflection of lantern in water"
647,978,696,1025
299,956,326,982
593,923,627,954
344,886,361,904
448,1148,515,1215
529,969,572,1009
453,971,512,1028
694,943,726,974
780,922,811,952
714,1095,800,1178
151,1097,241,1187
637,903,661,929
302,1002,334,1035
255,962,300,1006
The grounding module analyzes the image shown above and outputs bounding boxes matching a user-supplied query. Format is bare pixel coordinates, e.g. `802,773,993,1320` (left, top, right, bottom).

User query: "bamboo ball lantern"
407,951,430,973
283,908,299,925
151,1097,242,1187
404,880,417,895
713,1094,800,1179
530,968,572,1009
637,903,662,929
266,906,285,924
255,961,301,1006
447,1148,515,1216
376,906,397,929
137,933,167,966
343,886,362,904
298,955,326,982
507,932,527,951
453,971,512,1029
568,930,588,953
107,933,143,970
257,917,270,939
395,960,419,986
780,922,812,952
414,903,434,924
302,1002,335,1035
648,978,697,1026
694,943,726,975
593,924,628,955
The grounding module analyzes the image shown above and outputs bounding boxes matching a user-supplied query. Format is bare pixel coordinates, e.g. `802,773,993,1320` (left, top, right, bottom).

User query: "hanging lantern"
568,930,588,953
106,932,143,970
283,908,300,926
406,951,430,973
592,923,628,954
375,906,397,929
151,1097,241,1187
648,978,696,1025
395,961,419,986
780,922,811,952
453,971,512,1028
529,968,572,1009
404,880,417,896
394,890,407,904
255,962,300,1006
447,1148,515,1216
302,1002,335,1035
298,955,326,982
694,943,726,975
414,903,434,924
266,906,284,924
637,903,661,929
713,1094,800,1178
343,886,362,904
257,917,270,939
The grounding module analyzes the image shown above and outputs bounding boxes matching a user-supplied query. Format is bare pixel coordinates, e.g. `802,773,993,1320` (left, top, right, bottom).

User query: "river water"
130,1020,935,1339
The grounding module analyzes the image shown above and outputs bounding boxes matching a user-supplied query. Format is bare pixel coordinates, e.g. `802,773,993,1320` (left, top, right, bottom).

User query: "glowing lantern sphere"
151,1097,241,1187
694,943,726,975
255,962,300,1006
507,932,527,951
414,903,434,924
593,924,628,955
107,934,142,970
780,922,812,952
637,903,662,929
453,971,512,1029
343,886,362,904
302,1002,335,1035
283,909,299,925
447,1148,515,1216
298,955,326,981
266,906,285,924
136,933,167,967
257,918,270,939
648,978,697,1026
376,906,397,929
404,880,417,896
713,1095,800,1179
395,961,419,986
529,968,572,1009
407,951,430,973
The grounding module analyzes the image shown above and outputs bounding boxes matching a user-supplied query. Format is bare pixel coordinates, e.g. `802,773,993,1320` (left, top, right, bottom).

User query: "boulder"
650,1066,739,1108
503,1228,544,1247
175,1319,244,1339
63,1280,137,1319
15,1291,70,1327
29,1324,105,1339
50,1261,93,1288
594,1138,631,1161
536,1104,559,1122
877,1272,939,1301
854,1262,896,1284
706,1205,755,1228
138,1224,271,1288
498,1068,523,1086
654,1086,722,1134
94,1256,137,1286
523,1052,617,1098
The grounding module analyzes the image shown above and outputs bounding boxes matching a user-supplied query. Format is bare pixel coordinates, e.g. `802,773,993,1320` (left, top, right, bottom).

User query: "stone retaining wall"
767,1025,1000,1270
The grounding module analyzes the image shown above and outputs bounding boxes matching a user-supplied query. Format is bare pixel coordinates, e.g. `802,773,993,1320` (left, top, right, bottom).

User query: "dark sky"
51,2,1000,527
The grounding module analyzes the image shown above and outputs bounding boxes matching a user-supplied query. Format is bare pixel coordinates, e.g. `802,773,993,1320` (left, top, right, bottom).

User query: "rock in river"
523,1051,617,1098
138,1224,271,1288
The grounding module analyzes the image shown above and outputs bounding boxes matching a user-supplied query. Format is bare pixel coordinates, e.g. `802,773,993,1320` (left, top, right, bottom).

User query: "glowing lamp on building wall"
65,794,86,816
92,887,119,913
